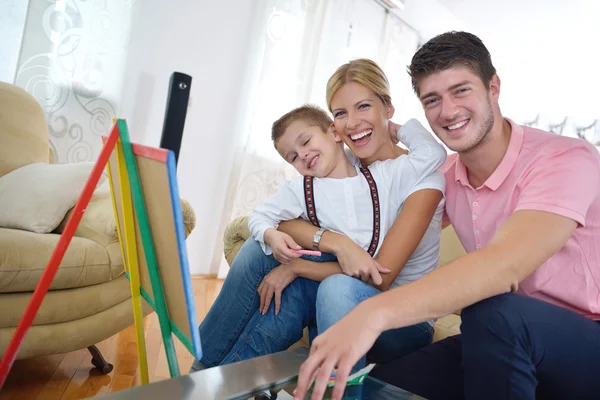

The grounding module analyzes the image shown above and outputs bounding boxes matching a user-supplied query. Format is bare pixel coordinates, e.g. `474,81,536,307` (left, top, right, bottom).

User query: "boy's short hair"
271,104,333,143
408,31,497,96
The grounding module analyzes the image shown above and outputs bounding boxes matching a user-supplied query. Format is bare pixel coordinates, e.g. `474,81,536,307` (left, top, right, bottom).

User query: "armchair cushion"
0,162,106,233
0,227,123,293
56,183,118,247
223,216,251,266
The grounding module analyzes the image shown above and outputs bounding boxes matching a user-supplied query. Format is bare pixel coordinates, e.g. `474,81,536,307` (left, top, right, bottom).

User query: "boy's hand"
258,264,297,315
335,238,390,285
388,120,402,144
264,228,302,264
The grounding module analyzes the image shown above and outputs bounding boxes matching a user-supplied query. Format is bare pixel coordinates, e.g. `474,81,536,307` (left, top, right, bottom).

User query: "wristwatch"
312,228,326,251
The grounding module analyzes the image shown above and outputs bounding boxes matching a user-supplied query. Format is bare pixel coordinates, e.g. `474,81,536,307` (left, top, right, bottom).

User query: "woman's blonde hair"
326,58,392,112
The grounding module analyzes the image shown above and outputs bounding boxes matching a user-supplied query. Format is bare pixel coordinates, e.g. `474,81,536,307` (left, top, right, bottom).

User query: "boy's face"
330,82,394,162
275,119,342,177
417,66,499,153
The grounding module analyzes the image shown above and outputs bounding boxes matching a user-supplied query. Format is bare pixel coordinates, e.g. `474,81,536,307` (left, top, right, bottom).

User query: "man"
293,31,600,400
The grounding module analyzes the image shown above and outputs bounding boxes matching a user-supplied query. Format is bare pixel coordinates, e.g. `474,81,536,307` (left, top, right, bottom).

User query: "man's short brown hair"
408,31,497,96
272,104,333,143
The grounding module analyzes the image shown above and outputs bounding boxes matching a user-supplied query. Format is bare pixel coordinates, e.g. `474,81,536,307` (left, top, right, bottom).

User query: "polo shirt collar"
454,118,524,191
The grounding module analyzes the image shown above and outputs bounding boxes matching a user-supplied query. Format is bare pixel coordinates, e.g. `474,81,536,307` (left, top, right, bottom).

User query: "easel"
0,120,201,388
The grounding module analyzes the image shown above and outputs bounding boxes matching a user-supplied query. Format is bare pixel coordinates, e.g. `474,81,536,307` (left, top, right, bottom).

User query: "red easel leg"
0,124,121,389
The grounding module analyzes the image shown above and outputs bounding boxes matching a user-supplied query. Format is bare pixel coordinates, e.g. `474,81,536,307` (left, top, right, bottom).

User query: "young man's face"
418,66,498,153
275,119,341,178
330,82,394,161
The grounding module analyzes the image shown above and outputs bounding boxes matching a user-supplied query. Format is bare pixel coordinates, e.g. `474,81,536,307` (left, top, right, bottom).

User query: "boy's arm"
278,219,348,253
248,180,304,254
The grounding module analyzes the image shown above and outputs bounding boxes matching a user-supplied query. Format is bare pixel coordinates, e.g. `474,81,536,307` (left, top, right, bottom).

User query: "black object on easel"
160,72,192,166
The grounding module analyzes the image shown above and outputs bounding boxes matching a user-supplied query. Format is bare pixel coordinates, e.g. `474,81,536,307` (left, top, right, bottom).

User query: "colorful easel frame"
0,119,200,389
104,120,202,378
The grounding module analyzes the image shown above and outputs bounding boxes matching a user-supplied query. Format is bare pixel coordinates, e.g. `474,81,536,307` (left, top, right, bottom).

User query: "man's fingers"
330,358,352,400
275,288,282,315
310,358,338,400
294,353,323,400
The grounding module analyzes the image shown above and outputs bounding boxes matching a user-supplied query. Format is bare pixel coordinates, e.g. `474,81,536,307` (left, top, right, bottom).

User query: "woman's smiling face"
330,81,394,162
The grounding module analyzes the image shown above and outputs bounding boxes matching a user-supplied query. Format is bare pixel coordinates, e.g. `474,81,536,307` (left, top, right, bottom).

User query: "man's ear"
489,74,501,102
386,103,395,119
330,123,342,143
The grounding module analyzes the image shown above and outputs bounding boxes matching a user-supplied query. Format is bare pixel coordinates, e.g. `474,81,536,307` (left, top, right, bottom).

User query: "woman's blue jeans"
316,274,434,372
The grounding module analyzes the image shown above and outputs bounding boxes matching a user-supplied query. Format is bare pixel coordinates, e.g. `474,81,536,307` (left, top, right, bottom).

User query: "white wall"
119,0,259,275
397,0,600,128
439,0,600,123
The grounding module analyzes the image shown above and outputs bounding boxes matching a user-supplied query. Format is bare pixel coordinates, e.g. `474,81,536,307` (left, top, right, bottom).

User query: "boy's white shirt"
248,119,447,289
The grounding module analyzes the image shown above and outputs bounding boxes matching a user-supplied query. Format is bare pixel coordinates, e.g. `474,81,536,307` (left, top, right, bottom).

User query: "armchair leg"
88,345,114,374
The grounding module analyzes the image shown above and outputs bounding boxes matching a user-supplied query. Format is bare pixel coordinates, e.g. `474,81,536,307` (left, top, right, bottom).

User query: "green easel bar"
117,119,180,377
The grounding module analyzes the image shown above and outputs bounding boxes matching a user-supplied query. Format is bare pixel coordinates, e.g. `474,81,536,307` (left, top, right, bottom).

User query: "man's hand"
388,120,402,144
258,264,297,315
335,238,390,285
293,301,383,400
264,228,302,264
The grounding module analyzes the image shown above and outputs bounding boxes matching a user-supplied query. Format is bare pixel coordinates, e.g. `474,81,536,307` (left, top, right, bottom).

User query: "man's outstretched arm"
293,209,577,400
369,210,577,329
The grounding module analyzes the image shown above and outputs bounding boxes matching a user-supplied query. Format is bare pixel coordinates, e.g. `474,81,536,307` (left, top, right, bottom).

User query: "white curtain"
217,0,420,278
12,0,135,163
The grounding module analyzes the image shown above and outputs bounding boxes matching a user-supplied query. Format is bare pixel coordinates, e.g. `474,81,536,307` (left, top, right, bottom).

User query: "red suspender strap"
360,167,380,257
303,176,320,227
303,169,380,256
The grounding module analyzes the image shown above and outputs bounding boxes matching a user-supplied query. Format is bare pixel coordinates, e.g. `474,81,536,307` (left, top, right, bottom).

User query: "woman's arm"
371,189,443,291
289,258,344,281
278,219,390,284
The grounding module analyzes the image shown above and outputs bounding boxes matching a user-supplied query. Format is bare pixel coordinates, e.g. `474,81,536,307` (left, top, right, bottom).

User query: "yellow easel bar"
106,137,150,385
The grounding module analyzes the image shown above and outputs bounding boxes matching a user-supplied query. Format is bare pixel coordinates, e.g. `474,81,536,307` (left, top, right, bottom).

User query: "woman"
191,59,446,371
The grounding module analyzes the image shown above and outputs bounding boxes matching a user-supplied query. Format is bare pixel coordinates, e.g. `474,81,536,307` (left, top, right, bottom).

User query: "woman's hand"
334,237,390,285
388,120,402,144
264,228,302,264
257,264,297,315
293,301,384,400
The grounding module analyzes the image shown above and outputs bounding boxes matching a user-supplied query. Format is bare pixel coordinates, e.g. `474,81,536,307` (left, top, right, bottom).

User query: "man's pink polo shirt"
442,119,600,320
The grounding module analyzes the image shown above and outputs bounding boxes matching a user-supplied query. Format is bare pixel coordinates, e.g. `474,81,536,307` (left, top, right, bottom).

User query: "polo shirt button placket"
472,197,480,248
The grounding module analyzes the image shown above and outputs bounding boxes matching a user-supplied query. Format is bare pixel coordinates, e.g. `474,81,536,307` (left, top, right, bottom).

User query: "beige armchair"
0,81,196,372
223,216,465,348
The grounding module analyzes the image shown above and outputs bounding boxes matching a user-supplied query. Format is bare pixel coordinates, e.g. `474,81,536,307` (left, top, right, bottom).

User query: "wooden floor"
0,278,224,400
